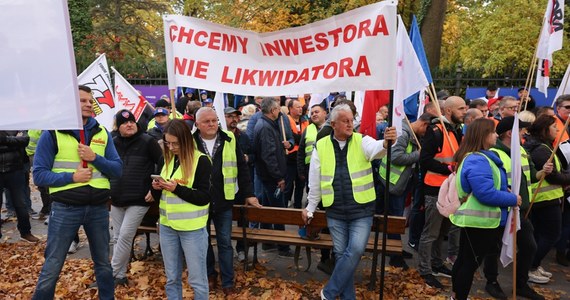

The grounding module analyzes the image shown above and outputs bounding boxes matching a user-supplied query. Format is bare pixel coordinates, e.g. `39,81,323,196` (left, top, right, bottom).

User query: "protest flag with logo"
112,67,147,122
77,54,116,128
535,0,565,96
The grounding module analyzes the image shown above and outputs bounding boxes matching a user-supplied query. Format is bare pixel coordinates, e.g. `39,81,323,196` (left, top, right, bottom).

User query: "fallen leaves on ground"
0,242,563,299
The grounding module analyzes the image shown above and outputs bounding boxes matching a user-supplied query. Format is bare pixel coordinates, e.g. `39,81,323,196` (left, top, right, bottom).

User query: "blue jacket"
459,150,517,226
33,117,122,188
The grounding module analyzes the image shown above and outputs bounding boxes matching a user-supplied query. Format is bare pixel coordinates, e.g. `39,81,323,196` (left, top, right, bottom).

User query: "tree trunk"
420,0,448,69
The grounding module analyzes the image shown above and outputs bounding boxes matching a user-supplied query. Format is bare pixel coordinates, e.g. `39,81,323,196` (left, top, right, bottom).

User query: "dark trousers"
482,217,536,285
451,227,502,300
0,170,32,237
284,164,305,208
556,201,570,253
531,203,561,269
408,180,425,246
261,180,289,252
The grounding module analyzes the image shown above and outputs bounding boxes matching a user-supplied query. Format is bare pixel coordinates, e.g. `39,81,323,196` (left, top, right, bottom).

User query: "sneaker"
114,277,128,286
278,250,295,258
29,210,38,218
68,241,79,254
44,216,49,225
21,233,40,243
432,265,452,278
237,251,246,262
527,269,549,284
32,212,47,220
445,255,457,266
320,289,328,300
421,274,444,289
536,266,552,278
4,210,16,219
408,241,418,251
389,255,409,270
517,284,545,300
317,259,335,275
485,282,507,300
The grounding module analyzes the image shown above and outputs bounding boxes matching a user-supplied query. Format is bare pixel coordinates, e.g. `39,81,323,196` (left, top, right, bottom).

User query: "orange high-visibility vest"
288,115,308,153
424,123,460,187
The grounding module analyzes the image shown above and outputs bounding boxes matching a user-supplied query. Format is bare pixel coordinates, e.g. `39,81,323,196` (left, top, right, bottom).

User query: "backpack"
436,171,462,218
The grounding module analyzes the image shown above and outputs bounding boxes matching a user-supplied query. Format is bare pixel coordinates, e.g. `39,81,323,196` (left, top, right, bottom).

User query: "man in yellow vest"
488,116,552,299
301,104,396,300
193,107,260,296
297,103,328,183
378,113,432,270
32,85,123,300
419,96,466,289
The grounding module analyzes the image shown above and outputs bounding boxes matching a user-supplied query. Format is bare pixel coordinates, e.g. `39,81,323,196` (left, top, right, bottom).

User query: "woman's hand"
160,179,178,192
542,162,554,175
516,195,522,207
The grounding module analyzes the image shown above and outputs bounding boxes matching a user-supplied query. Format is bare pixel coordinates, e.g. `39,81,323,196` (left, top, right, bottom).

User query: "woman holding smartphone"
152,119,212,300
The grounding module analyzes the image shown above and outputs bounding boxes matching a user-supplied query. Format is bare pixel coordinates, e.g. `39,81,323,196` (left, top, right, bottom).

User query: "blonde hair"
163,119,196,181
518,111,536,124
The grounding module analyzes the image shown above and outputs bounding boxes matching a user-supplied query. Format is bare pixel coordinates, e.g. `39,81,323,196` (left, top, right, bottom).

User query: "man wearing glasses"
553,95,570,145
492,96,519,127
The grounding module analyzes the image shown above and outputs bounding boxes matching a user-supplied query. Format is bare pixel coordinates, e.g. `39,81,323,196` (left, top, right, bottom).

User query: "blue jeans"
160,224,208,300
33,202,113,300
323,216,373,300
206,209,234,288
4,162,33,212
0,169,32,238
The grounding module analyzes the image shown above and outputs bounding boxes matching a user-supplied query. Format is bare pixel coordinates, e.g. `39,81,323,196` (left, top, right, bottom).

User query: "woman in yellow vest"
523,114,569,281
152,119,212,300
449,118,520,300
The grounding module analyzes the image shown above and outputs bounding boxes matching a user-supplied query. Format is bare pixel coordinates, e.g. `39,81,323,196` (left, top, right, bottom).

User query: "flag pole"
404,115,422,151
521,17,547,111
427,83,456,153
525,114,570,219
554,67,570,107
169,89,176,119
512,207,518,299
279,114,289,155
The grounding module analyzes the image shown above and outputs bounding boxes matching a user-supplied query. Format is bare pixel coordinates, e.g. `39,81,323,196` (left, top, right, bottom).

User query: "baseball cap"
115,110,136,127
203,98,213,103
200,90,208,95
224,107,241,115
154,107,169,116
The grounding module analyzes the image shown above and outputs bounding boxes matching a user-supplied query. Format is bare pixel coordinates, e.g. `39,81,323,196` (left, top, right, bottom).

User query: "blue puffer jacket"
458,150,518,226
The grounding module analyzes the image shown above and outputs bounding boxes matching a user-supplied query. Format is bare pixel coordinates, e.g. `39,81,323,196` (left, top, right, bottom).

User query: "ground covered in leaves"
0,242,566,299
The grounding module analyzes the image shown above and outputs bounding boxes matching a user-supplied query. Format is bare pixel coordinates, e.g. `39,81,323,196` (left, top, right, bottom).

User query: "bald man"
462,108,484,134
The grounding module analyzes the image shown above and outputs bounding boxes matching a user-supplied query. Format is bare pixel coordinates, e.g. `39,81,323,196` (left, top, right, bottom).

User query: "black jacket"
194,129,254,214
111,128,163,207
254,115,287,185
0,131,28,173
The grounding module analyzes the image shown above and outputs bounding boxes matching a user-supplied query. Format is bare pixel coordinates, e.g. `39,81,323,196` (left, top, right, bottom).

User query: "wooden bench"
212,205,405,280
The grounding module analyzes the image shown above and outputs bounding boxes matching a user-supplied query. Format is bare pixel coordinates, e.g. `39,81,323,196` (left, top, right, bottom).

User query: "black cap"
115,110,136,127
496,116,531,135
224,107,241,115
155,99,171,108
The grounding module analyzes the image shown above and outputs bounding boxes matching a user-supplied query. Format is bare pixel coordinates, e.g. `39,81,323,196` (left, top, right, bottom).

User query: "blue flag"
410,15,433,84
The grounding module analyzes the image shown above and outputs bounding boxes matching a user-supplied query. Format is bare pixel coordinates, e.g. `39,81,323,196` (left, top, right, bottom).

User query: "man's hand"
277,179,286,191
144,191,155,202
73,165,93,183
282,141,291,150
542,162,554,175
301,209,310,225
516,195,522,207
78,144,96,162
383,127,397,148
245,197,262,208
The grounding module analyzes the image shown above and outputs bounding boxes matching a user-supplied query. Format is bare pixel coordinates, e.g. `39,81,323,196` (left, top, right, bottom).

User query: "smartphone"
151,174,165,181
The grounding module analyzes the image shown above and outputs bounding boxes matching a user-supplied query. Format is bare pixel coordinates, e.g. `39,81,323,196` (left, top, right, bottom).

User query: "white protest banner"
112,68,147,121
0,0,82,130
163,1,397,96
78,54,116,128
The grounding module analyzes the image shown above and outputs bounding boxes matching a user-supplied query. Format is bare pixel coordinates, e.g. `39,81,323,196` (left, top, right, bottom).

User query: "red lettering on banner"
328,28,343,47
208,32,222,50
371,15,388,36
358,19,371,38
314,32,329,51
169,25,178,42
222,35,238,53
176,26,194,44
299,36,315,54
343,24,357,43
278,39,299,56
237,37,248,54
174,57,209,79
195,31,208,46
218,56,370,87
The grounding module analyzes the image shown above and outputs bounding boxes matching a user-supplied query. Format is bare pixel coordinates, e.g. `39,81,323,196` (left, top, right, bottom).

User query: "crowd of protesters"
2,84,570,300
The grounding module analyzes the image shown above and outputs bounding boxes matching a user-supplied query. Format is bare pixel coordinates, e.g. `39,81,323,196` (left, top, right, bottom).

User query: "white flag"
393,15,429,135
78,54,116,128
535,0,564,96
213,92,227,130
500,112,522,267
112,68,147,122
353,91,365,124
554,64,570,105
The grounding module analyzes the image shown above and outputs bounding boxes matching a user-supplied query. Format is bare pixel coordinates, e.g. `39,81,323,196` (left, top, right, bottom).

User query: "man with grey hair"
493,96,518,126
253,98,293,257
302,104,397,300
462,108,484,135
193,107,260,295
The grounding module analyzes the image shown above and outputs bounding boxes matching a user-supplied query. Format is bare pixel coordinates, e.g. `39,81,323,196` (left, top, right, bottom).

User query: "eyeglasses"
164,141,180,148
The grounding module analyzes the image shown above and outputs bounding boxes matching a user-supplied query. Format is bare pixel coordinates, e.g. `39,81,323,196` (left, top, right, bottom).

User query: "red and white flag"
393,15,429,135
112,67,147,122
500,113,522,267
78,54,116,128
535,0,565,96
